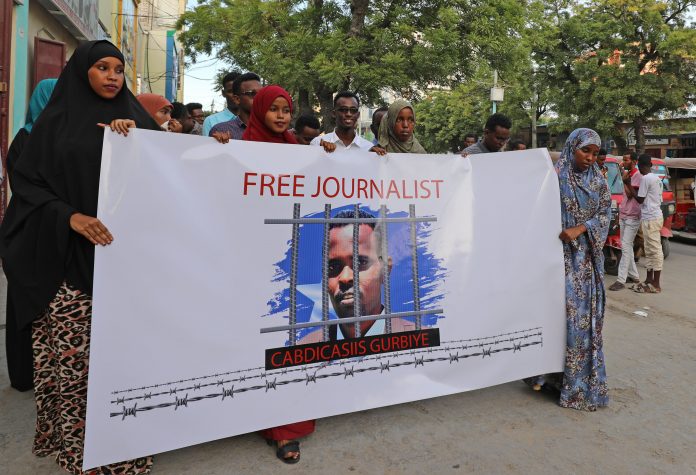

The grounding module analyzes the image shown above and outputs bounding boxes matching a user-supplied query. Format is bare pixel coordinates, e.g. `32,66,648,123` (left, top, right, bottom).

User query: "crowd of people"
0,39,660,473
116,69,534,155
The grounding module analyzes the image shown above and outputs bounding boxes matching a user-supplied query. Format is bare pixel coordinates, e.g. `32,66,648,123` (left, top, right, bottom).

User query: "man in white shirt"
310,91,374,150
635,154,664,293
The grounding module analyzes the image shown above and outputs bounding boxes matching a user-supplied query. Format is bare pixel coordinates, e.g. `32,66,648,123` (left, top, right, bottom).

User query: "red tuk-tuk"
650,158,676,254
665,157,696,240
603,156,675,274
603,156,627,274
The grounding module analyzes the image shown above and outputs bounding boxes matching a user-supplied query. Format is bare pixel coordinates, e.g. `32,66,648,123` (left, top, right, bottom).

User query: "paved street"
1,241,694,475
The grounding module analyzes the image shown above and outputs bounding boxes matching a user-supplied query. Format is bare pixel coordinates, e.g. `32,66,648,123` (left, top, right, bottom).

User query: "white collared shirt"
310,129,375,150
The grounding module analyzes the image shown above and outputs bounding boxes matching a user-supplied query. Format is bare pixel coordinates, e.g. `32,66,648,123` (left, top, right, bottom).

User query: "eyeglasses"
335,107,359,115
239,90,258,98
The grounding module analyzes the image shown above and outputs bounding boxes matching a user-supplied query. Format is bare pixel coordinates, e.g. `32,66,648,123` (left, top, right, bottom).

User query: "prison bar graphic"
261,204,442,343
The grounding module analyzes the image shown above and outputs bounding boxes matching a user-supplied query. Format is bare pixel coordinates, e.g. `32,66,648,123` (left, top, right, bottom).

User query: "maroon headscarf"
242,85,298,144
136,93,172,122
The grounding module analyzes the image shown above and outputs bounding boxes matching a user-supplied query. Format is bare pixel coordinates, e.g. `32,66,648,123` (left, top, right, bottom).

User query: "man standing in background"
186,102,204,135
370,106,388,145
609,152,641,291
202,71,240,136
292,114,321,145
461,114,512,155
597,149,608,178
634,154,664,293
208,73,262,140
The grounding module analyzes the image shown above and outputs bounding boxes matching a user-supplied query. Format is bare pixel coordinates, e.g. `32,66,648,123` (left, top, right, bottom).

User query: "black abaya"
4,129,33,391
0,40,159,331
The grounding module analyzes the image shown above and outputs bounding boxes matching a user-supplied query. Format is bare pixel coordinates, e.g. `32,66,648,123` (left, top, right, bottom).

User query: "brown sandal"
608,282,625,291
633,283,661,294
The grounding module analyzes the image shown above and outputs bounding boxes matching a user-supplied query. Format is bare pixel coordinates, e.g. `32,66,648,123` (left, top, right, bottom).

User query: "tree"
414,73,491,153
494,0,557,148
415,0,557,151
177,0,527,130
539,0,696,152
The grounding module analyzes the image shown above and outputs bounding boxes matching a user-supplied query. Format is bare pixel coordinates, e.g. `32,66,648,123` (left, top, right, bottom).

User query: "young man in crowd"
186,102,205,135
507,139,527,151
609,152,641,291
310,91,374,150
292,114,321,145
208,72,262,140
171,102,195,134
202,71,240,136
462,133,478,150
597,148,608,178
634,154,664,293
461,113,512,155
370,106,388,145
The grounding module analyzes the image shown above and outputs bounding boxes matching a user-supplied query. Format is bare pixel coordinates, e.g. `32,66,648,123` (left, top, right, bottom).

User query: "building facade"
1,0,186,157
0,0,186,214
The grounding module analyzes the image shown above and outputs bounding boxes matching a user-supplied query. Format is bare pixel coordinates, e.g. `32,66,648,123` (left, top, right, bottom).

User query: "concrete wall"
140,28,168,97
10,1,80,137
8,3,26,137
27,1,79,73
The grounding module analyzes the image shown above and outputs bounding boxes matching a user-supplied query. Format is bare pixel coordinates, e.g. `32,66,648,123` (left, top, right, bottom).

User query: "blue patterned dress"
528,128,611,410
555,128,611,410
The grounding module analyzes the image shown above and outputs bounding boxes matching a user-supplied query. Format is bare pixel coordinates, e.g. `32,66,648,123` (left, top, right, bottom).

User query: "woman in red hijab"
242,85,297,143
242,85,330,464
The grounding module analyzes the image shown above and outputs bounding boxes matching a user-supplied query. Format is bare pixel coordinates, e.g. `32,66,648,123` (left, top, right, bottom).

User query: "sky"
181,1,229,111
182,54,227,112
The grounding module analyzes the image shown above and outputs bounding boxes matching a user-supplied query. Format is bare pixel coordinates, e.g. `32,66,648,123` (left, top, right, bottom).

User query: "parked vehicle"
665,157,696,240
651,158,676,259
603,157,624,275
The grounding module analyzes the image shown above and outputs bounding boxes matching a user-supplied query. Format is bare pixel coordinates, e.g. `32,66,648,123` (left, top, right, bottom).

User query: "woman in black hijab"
0,40,159,474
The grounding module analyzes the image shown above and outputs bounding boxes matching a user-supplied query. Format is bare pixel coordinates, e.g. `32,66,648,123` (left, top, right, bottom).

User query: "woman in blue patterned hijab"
527,128,611,411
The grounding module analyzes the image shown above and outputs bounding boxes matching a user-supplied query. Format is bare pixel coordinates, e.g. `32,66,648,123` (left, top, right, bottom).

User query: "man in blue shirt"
202,71,240,136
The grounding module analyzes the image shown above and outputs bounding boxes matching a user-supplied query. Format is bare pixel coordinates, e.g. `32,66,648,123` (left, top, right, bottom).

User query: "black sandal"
268,439,301,464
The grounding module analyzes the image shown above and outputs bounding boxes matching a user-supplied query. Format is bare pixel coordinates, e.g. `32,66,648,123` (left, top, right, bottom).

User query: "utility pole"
490,70,504,114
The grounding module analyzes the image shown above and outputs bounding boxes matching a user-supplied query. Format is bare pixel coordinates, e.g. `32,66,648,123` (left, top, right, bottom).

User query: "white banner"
84,130,566,468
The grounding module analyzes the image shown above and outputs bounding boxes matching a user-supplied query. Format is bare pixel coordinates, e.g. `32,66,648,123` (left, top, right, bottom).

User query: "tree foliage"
177,0,527,129
537,0,696,151
178,0,696,149
414,73,491,153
